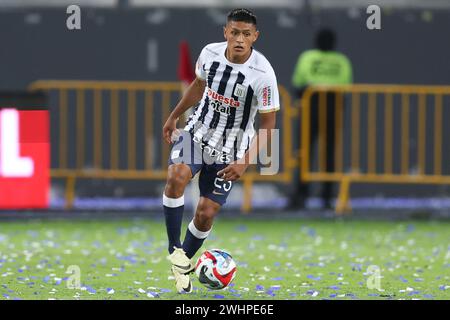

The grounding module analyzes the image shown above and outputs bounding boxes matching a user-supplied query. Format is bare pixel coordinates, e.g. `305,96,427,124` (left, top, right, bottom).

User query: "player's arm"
218,111,276,182
162,77,206,144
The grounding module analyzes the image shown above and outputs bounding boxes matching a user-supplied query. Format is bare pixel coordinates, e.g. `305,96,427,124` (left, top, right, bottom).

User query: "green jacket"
292,49,353,88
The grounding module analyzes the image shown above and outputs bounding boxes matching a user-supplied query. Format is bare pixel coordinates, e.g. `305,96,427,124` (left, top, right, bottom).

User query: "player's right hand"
163,117,178,144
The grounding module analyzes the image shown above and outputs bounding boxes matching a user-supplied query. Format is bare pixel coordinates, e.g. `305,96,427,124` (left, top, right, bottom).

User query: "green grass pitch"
0,217,448,300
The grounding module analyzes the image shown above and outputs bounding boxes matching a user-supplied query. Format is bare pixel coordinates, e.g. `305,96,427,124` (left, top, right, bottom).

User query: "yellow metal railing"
28,80,297,211
29,80,183,208
300,84,450,214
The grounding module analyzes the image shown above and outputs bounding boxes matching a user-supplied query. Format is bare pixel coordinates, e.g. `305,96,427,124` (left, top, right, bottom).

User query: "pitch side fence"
28,80,297,212
29,81,450,214
300,85,450,214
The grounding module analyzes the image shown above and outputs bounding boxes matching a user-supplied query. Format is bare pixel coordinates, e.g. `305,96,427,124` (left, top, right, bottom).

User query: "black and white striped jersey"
184,42,280,161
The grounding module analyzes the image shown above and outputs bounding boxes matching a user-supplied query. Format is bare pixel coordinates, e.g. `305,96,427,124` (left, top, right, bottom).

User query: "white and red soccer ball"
195,249,237,290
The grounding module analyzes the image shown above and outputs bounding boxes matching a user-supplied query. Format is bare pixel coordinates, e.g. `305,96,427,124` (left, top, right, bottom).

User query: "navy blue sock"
182,220,211,259
163,194,185,254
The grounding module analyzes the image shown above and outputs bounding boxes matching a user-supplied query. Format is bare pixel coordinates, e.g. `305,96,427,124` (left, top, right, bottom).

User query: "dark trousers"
290,91,337,209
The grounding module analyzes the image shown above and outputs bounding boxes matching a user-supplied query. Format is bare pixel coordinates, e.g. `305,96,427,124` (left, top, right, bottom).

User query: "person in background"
289,28,353,210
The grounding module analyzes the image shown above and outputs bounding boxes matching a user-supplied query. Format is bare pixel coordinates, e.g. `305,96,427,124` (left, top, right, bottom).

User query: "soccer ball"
195,249,237,290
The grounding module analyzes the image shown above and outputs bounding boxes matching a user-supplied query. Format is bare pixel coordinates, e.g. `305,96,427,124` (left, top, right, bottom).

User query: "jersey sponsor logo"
207,88,240,107
210,100,230,115
262,86,272,107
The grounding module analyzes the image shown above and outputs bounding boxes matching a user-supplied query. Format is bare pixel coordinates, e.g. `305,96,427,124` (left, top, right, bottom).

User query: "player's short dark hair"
227,8,257,26
315,28,336,51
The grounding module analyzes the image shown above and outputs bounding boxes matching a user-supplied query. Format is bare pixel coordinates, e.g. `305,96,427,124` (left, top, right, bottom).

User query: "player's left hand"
217,163,249,182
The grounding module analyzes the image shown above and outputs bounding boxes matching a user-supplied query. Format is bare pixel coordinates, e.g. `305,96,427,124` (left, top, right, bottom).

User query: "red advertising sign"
0,108,49,208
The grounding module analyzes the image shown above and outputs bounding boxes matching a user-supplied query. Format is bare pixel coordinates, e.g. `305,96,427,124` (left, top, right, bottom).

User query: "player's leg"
164,131,202,293
164,163,196,293
163,163,191,254
182,164,233,259
164,131,202,255
182,196,221,259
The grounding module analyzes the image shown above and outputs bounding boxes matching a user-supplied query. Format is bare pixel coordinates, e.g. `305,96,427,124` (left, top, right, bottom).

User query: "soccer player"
162,8,280,293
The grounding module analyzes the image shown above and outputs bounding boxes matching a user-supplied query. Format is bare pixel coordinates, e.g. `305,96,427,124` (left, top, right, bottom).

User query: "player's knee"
195,204,217,223
167,164,190,186
165,164,191,197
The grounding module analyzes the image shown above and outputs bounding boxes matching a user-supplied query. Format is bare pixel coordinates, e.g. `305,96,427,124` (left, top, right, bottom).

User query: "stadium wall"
1,8,449,90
